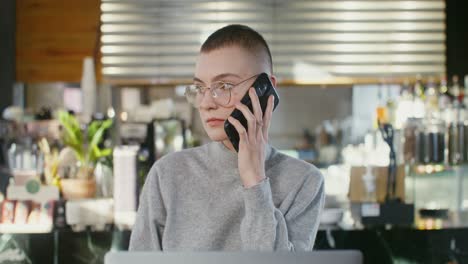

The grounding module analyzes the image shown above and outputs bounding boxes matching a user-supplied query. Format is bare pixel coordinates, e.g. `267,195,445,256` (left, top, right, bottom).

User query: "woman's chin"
205,128,228,142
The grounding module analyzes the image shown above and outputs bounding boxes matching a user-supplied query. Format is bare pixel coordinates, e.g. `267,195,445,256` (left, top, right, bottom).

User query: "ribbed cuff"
242,177,275,213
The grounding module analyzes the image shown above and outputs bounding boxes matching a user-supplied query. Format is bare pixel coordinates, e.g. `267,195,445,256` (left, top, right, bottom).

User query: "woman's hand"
227,87,275,188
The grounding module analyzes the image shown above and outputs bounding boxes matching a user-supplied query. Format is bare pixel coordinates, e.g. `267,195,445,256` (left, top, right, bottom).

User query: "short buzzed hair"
200,24,273,74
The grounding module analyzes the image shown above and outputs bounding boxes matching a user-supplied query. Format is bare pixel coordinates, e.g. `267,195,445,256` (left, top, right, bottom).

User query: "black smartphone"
224,72,280,152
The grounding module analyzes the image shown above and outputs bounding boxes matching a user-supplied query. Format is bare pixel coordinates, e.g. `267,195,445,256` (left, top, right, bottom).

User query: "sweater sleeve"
128,166,166,251
240,172,325,251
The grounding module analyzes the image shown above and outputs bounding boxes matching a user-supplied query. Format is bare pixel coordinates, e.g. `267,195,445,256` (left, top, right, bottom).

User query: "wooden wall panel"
16,0,102,83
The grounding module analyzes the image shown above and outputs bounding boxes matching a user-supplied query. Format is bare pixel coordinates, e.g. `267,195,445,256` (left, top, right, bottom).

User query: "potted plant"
57,111,113,199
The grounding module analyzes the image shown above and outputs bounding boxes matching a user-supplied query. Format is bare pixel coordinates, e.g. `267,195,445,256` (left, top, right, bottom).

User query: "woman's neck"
222,139,236,152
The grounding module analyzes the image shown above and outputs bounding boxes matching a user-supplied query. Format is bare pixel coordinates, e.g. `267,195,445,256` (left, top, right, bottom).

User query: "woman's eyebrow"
193,77,204,83
212,73,241,82
193,73,241,84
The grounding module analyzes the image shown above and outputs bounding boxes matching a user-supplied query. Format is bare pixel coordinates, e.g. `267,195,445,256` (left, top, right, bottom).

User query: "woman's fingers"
235,102,257,140
227,116,248,144
249,88,263,124
262,95,274,141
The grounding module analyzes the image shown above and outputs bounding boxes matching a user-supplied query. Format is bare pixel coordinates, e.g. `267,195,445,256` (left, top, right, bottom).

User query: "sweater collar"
208,141,275,169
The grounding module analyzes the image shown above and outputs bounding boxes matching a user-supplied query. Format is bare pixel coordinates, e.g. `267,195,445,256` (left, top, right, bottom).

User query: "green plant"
37,138,60,186
58,111,113,169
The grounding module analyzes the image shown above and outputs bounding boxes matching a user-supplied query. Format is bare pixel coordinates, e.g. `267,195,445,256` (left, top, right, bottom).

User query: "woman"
129,24,324,251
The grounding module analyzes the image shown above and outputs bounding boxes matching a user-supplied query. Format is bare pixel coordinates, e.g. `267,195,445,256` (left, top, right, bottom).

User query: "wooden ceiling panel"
16,0,102,83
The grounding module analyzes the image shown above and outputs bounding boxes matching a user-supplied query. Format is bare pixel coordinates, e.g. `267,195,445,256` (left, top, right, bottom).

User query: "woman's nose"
198,88,217,109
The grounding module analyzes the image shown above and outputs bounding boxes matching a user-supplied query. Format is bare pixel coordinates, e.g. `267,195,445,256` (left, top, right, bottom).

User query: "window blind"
100,0,445,83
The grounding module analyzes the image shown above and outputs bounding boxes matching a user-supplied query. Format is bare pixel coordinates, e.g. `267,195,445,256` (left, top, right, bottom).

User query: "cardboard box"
349,166,405,203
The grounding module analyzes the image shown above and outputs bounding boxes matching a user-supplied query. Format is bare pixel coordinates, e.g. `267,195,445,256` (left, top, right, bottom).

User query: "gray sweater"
128,141,324,251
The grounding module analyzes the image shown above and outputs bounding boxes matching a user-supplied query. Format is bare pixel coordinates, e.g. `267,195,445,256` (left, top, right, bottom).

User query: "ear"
270,75,277,87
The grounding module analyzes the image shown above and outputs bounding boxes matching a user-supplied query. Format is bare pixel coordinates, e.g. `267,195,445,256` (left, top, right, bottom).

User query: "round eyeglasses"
185,74,259,108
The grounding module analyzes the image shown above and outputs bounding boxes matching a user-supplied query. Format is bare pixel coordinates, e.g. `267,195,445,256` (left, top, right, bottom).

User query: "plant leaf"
87,121,100,142
58,111,84,162
86,119,113,164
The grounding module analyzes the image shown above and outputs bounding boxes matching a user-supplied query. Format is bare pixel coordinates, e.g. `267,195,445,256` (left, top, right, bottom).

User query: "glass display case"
406,164,468,229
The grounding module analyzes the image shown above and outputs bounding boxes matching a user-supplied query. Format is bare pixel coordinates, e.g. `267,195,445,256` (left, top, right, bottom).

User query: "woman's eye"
194,85,204,92
220,83,234,90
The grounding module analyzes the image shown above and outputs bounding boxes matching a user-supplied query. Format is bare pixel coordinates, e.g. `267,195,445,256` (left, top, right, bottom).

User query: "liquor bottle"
464,75,468,108
414,75,426,100
395,80,413,128
413,76,426,119
425,77,439,120
451,75,461,107
375,86,388,127
385,85,397,127
448,76,463,165
439,75,450,110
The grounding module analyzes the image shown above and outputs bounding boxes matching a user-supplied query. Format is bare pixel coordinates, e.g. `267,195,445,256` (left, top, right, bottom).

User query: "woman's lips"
206,118,225,127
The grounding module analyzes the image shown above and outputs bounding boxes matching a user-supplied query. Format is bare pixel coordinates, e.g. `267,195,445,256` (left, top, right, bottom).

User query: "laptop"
105,250,363,264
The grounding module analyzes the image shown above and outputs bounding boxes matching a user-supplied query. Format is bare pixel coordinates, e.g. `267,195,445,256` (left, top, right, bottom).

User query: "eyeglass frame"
185,74,260,107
